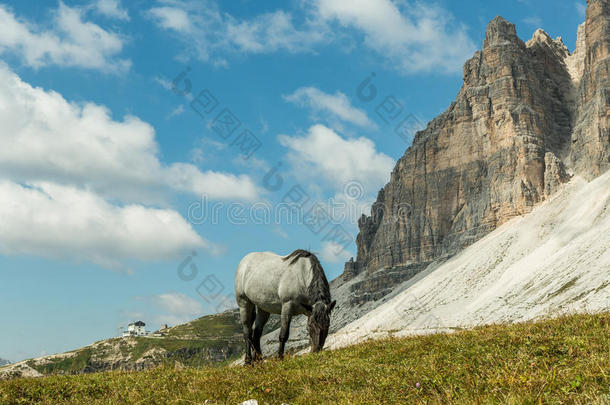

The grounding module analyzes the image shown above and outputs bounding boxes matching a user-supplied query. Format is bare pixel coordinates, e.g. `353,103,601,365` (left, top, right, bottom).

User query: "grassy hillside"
1,312,608,404
0,311,248,379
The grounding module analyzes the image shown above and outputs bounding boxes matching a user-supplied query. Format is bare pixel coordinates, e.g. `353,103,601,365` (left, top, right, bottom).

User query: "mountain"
340,0,609,306
0,359,9,367
326,170,610,349
0,311,257,379
257,0,609,357
3,1,608,378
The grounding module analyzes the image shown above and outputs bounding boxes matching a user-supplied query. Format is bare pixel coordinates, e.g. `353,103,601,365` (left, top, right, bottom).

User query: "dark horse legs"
238,301,255,365
240,300,294,363
252,308,270,359
278,302,293,358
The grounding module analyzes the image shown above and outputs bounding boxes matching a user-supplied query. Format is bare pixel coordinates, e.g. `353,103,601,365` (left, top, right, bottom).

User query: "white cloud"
315,0,476,74
0,181,209,270
330,191,375,225
93,0,129,21
154,76,173,91
0,2,129,72
152,293,204,315
575,2,587,19
320,241,352,263
146,1,329,64
225,10,328,54
150,292,205,325
522,16,542,27
278,124,394,193
273,226,289,239
148,0,474,74
148,6,193,32
0,64,259,202
167,104,185,119
284,87,375,128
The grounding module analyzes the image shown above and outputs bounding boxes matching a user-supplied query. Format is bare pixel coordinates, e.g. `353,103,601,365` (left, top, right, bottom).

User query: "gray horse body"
235,251,313,316
235,249,335,364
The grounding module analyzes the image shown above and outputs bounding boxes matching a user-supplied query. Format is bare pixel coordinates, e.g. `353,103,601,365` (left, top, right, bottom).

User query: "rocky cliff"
571,0,610,176
342,0,609,301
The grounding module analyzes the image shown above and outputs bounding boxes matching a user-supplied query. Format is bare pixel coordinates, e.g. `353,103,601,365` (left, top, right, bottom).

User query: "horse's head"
305,300,336,352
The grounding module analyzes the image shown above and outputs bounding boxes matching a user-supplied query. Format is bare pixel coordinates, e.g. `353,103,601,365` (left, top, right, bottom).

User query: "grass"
1,312,608,404
11,310,282,378
17,311,251,377
164,311,243,340
126,338,243,368
165,310,279,341
27,349,93,375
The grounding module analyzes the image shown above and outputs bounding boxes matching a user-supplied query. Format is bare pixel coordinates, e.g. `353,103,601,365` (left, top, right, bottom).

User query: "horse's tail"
282,249,315,265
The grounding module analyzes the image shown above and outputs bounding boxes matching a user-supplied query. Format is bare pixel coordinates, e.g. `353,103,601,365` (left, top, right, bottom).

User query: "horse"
234,249,336,364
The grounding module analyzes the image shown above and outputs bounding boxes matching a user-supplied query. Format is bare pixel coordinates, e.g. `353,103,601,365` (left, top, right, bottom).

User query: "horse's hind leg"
252,308,270,360
278,302,293,359
238,299,255,365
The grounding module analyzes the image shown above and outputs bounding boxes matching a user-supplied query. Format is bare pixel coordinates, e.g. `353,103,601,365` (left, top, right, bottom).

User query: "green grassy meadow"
1,312,608,404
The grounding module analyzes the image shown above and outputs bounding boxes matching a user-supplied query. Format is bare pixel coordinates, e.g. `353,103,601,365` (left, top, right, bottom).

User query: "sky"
0,0,587,362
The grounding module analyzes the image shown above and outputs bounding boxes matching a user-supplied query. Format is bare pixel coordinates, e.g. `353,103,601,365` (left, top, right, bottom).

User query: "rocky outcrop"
544,152,571,196
342,2,609,301
347,262,430,306
0,311,249,379
571,0,610,177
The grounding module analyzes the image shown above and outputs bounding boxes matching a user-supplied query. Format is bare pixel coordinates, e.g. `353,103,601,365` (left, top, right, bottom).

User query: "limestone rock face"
571,0,610,177
342,2,609,297
544,152,571,197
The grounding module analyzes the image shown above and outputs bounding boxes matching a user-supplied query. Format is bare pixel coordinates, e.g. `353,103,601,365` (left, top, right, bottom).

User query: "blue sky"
0,0,586,362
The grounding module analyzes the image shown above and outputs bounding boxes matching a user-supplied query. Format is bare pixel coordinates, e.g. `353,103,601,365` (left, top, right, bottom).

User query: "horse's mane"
283,249,331,304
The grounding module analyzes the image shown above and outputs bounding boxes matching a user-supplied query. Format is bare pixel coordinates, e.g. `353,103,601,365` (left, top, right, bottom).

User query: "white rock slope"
327,172,610,349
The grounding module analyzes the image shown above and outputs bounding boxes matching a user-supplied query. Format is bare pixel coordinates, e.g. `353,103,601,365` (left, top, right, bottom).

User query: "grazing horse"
234,249,336,364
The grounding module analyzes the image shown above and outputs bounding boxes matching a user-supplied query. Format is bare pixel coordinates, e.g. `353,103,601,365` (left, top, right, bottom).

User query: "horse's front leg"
238,301,255,365
278,301,293,359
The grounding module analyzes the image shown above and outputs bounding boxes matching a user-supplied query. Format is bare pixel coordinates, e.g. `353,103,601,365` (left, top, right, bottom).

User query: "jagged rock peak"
526,28,570,60
527,29,566,49
341,0,608,301
566,23,586,83
483,16,519,48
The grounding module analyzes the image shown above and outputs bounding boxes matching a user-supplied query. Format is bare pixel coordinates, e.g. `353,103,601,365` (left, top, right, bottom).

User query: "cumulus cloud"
148,0,475,74
316,0,476,74
575,2,587,19
320,241,353,263
167,104,185,119
278,124,394,193
284,87,375,128
225,10,328,54
146,1,329,63
140,292,206,325
152,293,204,315
522,16,542,28
0,2,129,72
0,181,209,270
0,64,259,203
0,64,257,268
148,6,193,32
92,0,129,21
